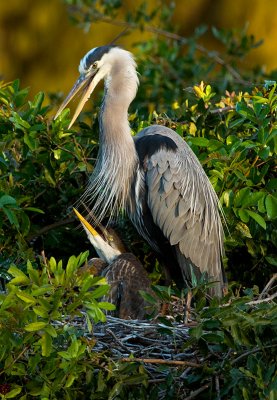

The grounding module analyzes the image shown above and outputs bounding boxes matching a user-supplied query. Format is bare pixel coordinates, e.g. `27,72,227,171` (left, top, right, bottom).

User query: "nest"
63,311,204,399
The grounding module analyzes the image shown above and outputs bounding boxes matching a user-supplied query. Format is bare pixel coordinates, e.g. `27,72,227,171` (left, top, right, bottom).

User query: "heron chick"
56,46,226,297
73,208,156,319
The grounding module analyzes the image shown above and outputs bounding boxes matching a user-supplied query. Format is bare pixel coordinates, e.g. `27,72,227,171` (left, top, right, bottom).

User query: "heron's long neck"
84,64,139,220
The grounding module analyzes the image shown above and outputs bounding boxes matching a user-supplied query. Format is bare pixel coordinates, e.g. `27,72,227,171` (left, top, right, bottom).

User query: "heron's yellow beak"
73,208,99,237
54,69,98,128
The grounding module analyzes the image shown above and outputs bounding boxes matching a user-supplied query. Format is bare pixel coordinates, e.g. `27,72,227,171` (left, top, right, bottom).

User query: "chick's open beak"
54,69,98,128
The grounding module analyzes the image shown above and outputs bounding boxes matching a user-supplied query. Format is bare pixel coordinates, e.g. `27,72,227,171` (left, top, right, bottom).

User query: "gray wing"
136,126,225,296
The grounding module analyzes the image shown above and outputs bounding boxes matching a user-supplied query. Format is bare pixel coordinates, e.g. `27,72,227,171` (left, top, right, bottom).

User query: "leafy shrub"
0,1,276,398
0,252,116,398
1,258,276,399
187,288,277,399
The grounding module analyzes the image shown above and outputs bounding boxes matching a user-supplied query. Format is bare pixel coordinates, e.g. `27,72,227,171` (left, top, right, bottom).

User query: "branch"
121,357,202,368
210,106,235,114
259,273,277,299
230,344,277,366
27,217,75,242
0,345,30,376
183,384,210,400
70,7,247,84
215,375,221,400
106,329,130,353
246,291,277,306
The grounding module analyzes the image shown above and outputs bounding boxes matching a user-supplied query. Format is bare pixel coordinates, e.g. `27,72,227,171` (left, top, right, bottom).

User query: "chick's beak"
54,69,98,128
73,207,99,237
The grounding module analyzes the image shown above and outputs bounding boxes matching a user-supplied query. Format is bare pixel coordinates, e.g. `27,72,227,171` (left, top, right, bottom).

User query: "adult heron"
55,45,226,297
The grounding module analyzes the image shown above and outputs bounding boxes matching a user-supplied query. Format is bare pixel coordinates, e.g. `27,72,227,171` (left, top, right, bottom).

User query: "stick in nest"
121,357,201,368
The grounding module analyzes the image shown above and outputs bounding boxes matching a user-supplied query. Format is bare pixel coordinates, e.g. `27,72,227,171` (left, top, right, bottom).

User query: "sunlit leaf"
247,210,266,229
265,194,277,219
24,322,47,332
41,332,52,357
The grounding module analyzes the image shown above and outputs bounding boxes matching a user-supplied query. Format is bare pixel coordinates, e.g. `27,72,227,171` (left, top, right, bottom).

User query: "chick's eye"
92,62,98,69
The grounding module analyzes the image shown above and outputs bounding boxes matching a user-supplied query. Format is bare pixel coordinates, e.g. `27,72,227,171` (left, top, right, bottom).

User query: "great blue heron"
55,46,226,297
73,208,156,319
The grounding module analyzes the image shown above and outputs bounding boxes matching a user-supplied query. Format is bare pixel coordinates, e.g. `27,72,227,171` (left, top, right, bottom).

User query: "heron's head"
54,46,138,128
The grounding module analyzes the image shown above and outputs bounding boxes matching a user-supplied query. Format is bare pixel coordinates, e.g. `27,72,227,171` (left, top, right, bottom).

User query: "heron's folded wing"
145,148,224,289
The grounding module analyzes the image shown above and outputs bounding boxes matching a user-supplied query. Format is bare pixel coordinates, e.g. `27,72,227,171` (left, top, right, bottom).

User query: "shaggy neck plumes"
81,51,139,221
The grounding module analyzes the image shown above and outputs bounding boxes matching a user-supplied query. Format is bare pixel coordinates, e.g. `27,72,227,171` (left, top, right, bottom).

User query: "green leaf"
31,285,53,296
24,132,37,150
265,194,277,219
98,301,116,311
4,387,22,399
210,169,224,180
265,256,277,266
139,290,158,305
30,91,44,114
65,373,77,388
41,332,52,357
16,292,36,304
65,255,79,278
44,324,58,338
189,324,203,339
10,111,30,129
8,265,30,285
44,168,56,186
0,194,17,207
242,191,265,208
24,207,45,214
58,350,72,360
247,210,266,229
77,251,89,267
238,208,250,223
235,222,252,238
202,332,224,343
67,338,79,358
90,285,110,299
258,197,266,213
48,257,57,272
24,322,47,332
188,137,209,147
86,307,106,323
2,206,20,228
266,178,277,190
33,306,49,318
234,187,251,207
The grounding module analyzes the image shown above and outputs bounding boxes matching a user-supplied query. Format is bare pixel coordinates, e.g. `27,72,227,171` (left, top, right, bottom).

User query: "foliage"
0,79,99,268
0,252,118,399
186,286,277,400
0,257,276,399
149,283,277,399
0,0,276,398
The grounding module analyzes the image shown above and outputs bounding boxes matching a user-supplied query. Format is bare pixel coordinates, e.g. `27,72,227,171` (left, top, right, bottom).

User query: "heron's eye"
86,62,98,73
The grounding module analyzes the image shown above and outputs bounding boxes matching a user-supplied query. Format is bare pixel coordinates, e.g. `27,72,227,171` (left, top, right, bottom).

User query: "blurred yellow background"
1,0,277,98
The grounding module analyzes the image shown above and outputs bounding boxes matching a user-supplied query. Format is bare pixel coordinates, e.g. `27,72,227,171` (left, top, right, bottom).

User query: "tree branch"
183,384,210,400
70,8,247,84
259,273,277,299
246,291,277,306
121,357,202,367
27,217,75,242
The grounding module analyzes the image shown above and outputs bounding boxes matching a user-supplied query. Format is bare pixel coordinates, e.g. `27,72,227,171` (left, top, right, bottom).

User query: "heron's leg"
184,290,192,324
